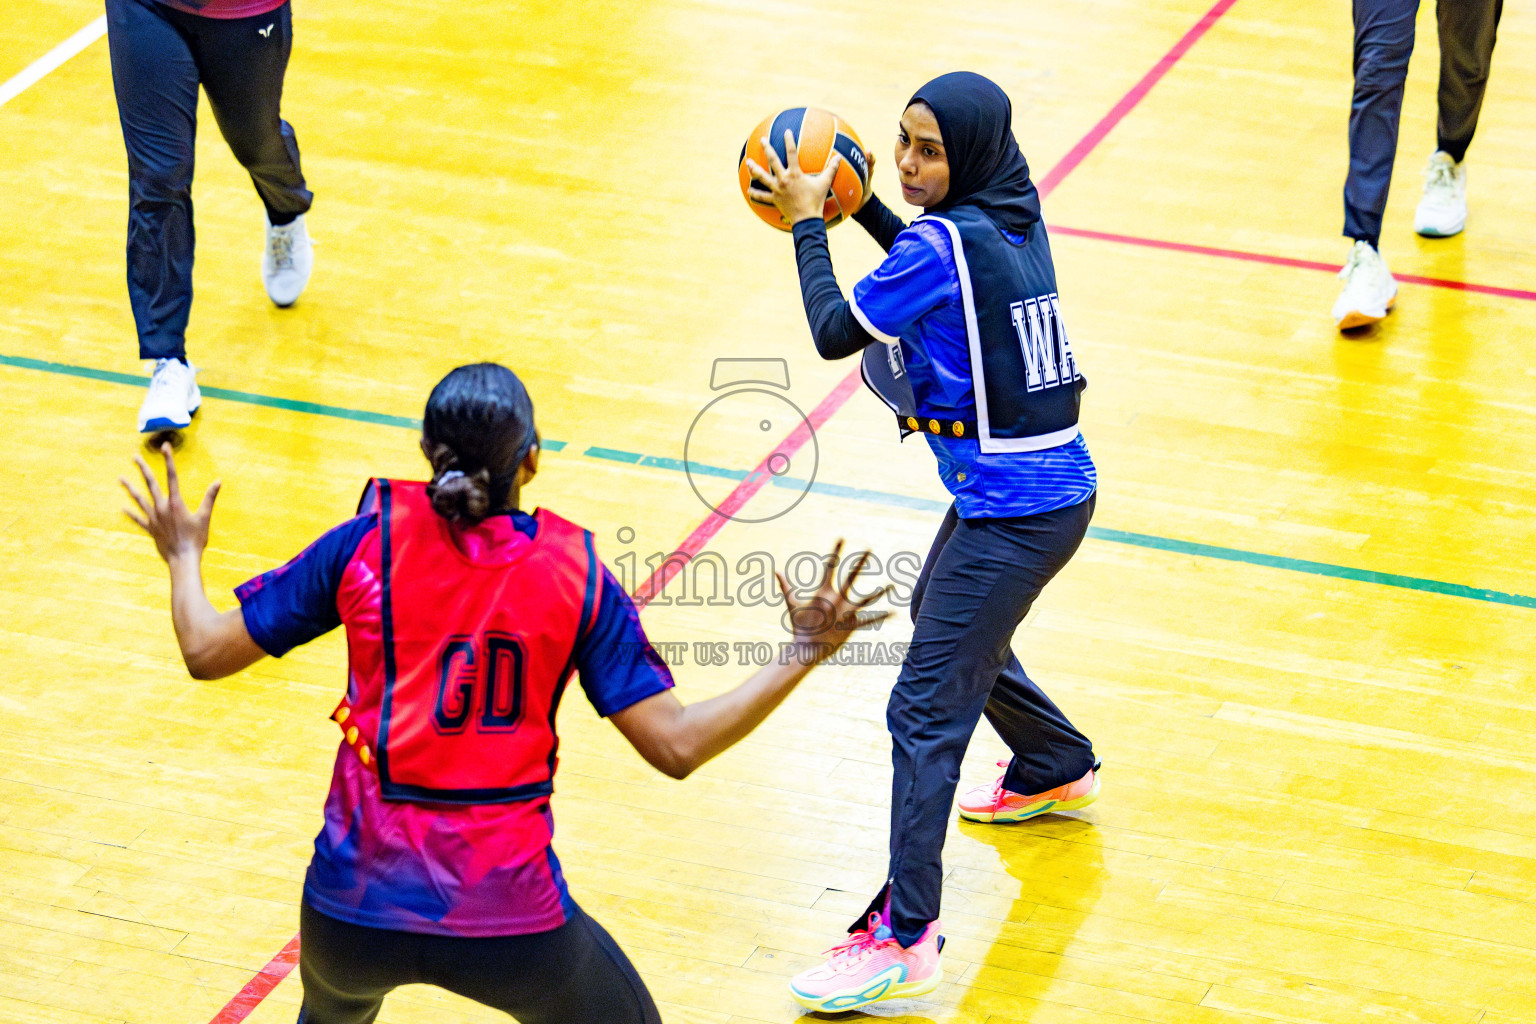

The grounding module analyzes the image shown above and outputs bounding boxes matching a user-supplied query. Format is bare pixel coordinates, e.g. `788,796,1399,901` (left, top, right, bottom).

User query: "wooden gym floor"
2,0,1534,1022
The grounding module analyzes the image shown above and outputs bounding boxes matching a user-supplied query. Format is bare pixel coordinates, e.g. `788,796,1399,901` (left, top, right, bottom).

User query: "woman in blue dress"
748,72,1102,1012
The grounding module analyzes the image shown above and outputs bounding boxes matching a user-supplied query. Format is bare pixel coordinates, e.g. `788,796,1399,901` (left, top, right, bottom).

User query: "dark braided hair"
422,363,537,523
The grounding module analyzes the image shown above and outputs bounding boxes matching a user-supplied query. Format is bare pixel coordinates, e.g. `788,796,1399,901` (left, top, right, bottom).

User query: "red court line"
1051,225,1536,301
633,368,864,608
208,935,301,1024
1035,0,1240,198
205,1,1238,1019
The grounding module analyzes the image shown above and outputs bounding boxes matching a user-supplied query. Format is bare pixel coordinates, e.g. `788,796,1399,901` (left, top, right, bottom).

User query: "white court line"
0,15,107,109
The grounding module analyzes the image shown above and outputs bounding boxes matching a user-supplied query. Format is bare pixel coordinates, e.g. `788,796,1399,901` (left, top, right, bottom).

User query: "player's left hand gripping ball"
739,108,871,229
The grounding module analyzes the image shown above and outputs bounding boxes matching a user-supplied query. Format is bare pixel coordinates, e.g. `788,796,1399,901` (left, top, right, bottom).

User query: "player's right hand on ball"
745,130,843,226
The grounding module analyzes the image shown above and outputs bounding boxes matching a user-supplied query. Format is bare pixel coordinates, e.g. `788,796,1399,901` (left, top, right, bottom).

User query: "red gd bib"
334,479,597,804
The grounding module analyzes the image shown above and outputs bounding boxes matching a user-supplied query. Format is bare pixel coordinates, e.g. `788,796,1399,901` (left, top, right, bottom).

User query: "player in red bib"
121,362,888,1024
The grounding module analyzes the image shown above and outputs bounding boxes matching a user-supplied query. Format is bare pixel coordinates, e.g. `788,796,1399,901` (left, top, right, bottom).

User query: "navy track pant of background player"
858,496,1098,948
105,0,312,362
1345,0,1502,246
296,901,663,1024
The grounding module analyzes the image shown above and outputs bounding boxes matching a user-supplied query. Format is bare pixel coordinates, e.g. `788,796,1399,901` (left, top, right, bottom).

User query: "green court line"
3,352,1530,611
1085,528,1536,609
584,447,949,508
582,446,742,480
0,354,566,449
579,444,1536,610
773,473,952,512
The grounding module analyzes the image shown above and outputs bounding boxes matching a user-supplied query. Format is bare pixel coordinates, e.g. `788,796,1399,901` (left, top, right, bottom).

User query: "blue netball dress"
783,70,1102,955
849,207,1097,518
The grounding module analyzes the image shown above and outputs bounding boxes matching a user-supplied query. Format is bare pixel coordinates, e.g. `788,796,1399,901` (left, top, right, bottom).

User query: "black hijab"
908,72,1041,234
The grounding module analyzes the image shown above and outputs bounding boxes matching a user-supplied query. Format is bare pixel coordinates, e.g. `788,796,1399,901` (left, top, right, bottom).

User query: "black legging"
297,900,663,1024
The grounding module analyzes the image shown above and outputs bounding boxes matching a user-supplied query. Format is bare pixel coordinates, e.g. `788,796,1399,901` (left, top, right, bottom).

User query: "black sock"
1436,139,1469,164
266,208,300,227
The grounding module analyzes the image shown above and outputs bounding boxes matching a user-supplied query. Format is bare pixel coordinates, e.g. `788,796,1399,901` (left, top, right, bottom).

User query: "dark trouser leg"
1435,0,1502,162
989,653,1097,796
907,503,959,622
172,1,312,224
296,902,407,1024
1344,0,1419,248
106,0,199,361
874,499,1095,948
910,504,1095,798
854,504,959,936
431,906,663,1024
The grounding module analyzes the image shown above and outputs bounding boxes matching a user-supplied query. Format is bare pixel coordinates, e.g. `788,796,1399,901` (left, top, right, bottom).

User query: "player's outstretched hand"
776,539,891,665
744,129,842,226
121,443,221,565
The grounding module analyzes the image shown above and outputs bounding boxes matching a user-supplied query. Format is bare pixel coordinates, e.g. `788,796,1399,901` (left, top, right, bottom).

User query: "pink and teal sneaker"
958,762,1100,823
788,912,943,1013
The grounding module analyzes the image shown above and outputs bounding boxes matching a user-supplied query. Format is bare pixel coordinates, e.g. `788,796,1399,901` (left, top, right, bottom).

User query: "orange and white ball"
738,107,871,231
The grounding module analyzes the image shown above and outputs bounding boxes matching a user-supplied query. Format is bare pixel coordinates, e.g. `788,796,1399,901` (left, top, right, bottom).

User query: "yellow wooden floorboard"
1045,0,1536,284
0,0,100,84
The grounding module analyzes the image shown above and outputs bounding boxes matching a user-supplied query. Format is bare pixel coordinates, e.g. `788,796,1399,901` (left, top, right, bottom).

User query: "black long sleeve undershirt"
852,193,906,253
790,195,909,361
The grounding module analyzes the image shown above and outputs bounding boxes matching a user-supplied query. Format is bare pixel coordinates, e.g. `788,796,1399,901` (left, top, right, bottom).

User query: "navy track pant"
1345,0,1502,246
106,0,312,360
858,496,1098,947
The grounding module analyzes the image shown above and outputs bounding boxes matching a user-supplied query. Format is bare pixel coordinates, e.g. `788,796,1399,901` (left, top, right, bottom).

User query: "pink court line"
1034,0,1240,199
204,0,1240,1019
633,368,865,609
1050,225,1536,302
208,935,301,1024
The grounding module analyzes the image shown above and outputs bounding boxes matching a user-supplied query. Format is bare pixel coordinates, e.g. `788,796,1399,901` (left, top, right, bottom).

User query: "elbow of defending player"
185,661,216,681
613,692,709,780
659,760,694,781
653,720,712,780
178,633,239,680
182,649,222,680
654,740,699,781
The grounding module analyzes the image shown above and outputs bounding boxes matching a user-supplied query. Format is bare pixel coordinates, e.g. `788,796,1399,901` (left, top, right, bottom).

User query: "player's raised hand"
744,129,842,226
776,539,890,662
121,443,221,564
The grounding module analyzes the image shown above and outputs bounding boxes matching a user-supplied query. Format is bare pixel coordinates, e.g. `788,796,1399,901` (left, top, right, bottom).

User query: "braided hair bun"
422,364,537,523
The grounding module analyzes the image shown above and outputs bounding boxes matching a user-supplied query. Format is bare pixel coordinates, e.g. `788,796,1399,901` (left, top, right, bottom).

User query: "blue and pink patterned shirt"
235,506,672,936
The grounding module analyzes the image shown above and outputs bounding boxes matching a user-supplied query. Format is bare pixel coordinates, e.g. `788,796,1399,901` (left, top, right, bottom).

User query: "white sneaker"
263,213,313,307
1413,152,1467,237
1332,240,1397,330
137,358,201,433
